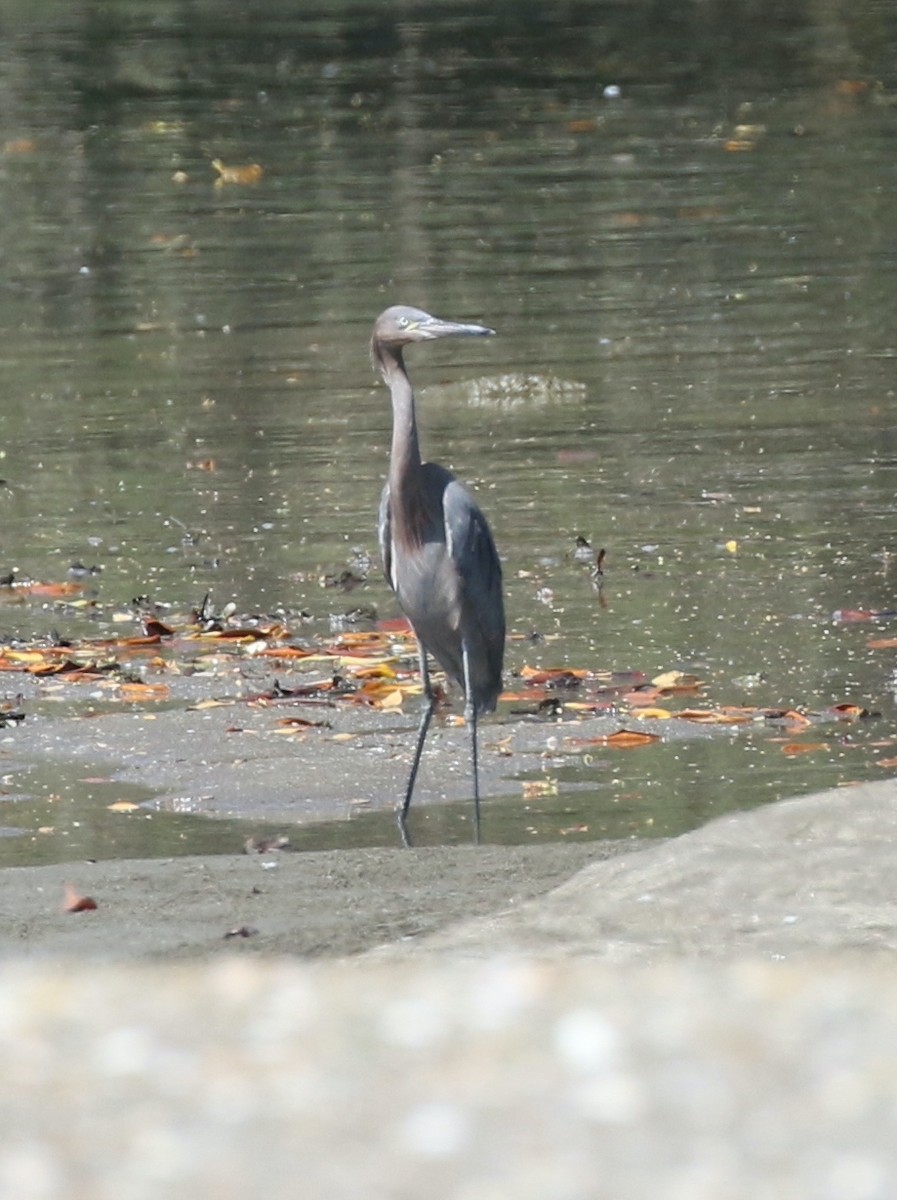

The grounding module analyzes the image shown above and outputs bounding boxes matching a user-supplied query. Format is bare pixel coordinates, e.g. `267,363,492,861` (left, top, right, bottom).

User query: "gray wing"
442,475,505,706
443,478,503,609
377,481,393,591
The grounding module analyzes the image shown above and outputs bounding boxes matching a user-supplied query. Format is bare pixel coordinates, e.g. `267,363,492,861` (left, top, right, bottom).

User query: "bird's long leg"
398,641,434,848
462,641,482,844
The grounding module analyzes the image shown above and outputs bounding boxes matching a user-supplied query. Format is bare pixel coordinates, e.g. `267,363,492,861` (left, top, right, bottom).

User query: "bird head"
372,305,494,351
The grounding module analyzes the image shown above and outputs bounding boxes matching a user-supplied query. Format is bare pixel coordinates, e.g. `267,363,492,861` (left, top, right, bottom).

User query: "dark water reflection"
1,1,896,858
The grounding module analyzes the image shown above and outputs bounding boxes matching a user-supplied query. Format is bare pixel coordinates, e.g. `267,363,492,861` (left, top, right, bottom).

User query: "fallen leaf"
107,800,141,813
723,138,758,152
781,742,829,756
4,138,38,155
62,883,98,913
211,159,264,184
835,79,870,96
567,729,662,749
117,682,171,703
521,778,558,799
828,703,872,720
651,670,704,691
674,708,755,725
519,666,590,687
605,729,662,748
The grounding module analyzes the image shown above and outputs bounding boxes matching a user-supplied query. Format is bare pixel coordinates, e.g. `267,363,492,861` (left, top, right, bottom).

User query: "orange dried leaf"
835,79,870,96
11,580,83,598
521,778,558,799
651,670,704,691
829,703,869,720
63,883,98,913
376,617,414,635
4,138,38,155
674,708,754,725
570,724,661,744
632,706,672,720
518,666,590,686
275,716,328,730
0,649,52,668
608,211,652,228
781,742,829,756
117,683,171,703
107,801,141,813
211,159,264,184
353,664,398,680
257,645,315,660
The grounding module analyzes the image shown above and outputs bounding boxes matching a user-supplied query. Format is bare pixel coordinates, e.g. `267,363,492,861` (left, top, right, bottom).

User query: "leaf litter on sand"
0,582,888,773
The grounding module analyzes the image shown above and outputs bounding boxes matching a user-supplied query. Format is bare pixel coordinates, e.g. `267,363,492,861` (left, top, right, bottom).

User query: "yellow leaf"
651,670,702,690
107,801,141,813
521,778,558,799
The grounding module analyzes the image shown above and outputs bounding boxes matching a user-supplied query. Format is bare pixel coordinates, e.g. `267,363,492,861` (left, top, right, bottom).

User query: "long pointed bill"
418,315,495,340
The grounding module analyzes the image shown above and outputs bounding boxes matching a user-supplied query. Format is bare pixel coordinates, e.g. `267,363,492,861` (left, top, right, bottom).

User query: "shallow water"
1,1,896,860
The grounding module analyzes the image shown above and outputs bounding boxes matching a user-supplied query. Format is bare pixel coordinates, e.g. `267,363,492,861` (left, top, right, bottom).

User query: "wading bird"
371,305,504,846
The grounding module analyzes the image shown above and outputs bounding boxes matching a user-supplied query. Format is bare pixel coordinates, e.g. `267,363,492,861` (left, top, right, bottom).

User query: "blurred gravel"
2,778,897,1199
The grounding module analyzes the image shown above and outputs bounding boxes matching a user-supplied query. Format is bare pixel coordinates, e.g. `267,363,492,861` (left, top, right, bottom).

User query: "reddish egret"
371,305,504,846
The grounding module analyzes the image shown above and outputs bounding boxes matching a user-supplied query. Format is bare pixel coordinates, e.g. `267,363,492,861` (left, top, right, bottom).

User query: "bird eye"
397,316,409,329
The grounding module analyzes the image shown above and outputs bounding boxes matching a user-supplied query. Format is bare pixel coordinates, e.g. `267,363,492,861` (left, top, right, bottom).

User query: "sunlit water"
0,1,895,861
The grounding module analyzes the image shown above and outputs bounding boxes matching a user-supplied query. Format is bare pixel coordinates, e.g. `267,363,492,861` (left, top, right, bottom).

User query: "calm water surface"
1,0,896,859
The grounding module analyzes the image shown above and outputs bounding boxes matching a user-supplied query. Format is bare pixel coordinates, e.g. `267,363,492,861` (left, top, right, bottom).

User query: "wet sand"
0,841,622,961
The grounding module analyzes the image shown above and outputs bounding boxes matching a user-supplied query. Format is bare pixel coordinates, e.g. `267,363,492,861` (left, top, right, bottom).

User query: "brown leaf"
117,682,171,703
519,666,590,687
211,159,264,184
674,708,755,725
605,729,662,748
828,703,871,720
567,730,661,749
62,883,98,913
